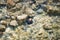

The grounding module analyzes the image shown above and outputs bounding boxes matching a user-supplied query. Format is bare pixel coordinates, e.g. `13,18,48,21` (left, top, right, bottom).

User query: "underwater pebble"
0,25,6,32
10,20,18,26
26,18,33,24
17,14,28,20
0,20,7,25
13,0,19,3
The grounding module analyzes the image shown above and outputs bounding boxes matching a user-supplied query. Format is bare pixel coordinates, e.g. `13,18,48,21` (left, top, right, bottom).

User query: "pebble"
0,14,3,19
0,25,6,32
0,20,7,25
10,20,18,26
25,8,36,16
26,18,33,24
11,16,16,20
17,14,28,20
36,8,43,14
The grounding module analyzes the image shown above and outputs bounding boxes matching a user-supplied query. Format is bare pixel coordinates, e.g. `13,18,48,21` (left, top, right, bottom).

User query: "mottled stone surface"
0,0,60,40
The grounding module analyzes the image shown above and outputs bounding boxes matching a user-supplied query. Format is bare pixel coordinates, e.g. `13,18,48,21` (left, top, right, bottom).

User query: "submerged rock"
17,14,28,20
10,20,18,27
0,25,6,32
26,18,33,24
25,7,36,16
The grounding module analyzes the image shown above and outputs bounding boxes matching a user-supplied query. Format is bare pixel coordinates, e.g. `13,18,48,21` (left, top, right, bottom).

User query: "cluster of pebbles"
0,0,60,40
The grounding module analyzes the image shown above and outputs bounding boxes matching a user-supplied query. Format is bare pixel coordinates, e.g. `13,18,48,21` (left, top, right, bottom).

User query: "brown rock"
25,8,35,16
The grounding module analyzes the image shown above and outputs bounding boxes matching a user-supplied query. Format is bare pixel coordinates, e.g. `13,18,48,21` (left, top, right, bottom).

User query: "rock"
35,0,46,4
16,3,23,9
25,7,36,16
10,20,18,26
26,18,33,24
7,0,15,6
0,0,6,4
0,14,3,19
31,4,36,9
17,14,28,21
0,20,7,25
17,14,28,24
0,25,6,32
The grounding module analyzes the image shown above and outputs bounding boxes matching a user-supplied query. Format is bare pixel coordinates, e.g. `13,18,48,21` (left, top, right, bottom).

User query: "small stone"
17,14,28,20
0,14,3,19
0,25,6,32
35,0,46,4
0,20,7,25
10,20,18,26
31,4,36,9
11,16,16,20
13,0,19,3
36,8,43,14
16,3,22,9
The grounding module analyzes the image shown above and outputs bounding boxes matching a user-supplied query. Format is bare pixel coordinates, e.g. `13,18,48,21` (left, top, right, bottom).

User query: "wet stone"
10,20,18,27
26,18,33,24
0,25,6,32
0,20,7,25
17,14,28,21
